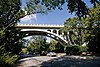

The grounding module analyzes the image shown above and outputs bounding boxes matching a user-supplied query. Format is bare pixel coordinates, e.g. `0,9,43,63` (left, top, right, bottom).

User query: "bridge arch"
21,29,68,46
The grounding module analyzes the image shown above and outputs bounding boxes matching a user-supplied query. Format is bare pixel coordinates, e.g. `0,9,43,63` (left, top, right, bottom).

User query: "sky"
20,0,92,25
20,0,93,41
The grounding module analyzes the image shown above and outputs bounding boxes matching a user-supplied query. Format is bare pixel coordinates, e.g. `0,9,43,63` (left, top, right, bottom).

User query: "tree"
83,3,100,53
64,17,83,45
0,0,100,66
0,0,48,55
0,0,26,54
1,0,100,54
27,36,48,54
48,39,57,51
64,3,100,53
0,0,26,66
26,0,100,17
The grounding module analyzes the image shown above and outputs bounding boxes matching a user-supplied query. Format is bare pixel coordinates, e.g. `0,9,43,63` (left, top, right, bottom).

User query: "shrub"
79,46,88,53
65,45,80,55
21,48,28,54
65,45,89,55
0,52,18,67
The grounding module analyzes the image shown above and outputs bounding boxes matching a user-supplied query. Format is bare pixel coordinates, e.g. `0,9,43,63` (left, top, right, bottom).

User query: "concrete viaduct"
16,24,68,46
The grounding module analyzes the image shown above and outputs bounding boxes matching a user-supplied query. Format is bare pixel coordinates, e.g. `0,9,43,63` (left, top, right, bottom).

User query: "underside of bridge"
21,29,68,46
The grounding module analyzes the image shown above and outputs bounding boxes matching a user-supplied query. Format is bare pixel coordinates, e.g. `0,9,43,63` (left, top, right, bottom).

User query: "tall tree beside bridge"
63,3,100,53
0,0,24,66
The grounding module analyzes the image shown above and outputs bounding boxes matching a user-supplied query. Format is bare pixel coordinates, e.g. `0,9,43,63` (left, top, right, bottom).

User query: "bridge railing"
17,24,64,28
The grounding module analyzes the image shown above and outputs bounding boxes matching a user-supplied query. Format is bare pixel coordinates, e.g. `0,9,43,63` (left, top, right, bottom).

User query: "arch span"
21,29,68,46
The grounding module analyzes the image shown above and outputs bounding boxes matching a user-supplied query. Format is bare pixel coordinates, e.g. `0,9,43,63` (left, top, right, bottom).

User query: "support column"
56,29,59,35
51,29,53,33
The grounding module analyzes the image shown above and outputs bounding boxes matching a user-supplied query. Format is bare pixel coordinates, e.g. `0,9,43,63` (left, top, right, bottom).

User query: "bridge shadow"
40,56,100,67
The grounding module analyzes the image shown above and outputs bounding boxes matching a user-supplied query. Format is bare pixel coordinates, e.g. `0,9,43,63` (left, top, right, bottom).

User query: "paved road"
16,56,57,67
16,56,100,67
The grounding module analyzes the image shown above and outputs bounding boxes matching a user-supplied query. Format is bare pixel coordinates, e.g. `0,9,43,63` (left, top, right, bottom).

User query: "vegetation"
79,46,88,53
65,45,88,55
65,45,80,55
48,39,57,52
0,0,100,66
0,52,18,67
27,36,48,54
84,3,100,54
0,0,25,66
64,3,100,55
0,45,18,67
26,36,64,55
27,0,100,17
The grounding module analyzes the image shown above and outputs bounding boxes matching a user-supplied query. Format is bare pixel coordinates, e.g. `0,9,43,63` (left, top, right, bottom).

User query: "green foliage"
55,42,64,53
79,46,88,52
64,17,83,45
0,0,25,66
27,42,41,54
26,0,100,17
48,40,57,51
65,45,80,55
66,0,89,17
0,30,5,37
2,28,25,54
65,45,88,55
27,37,65,54
21,48,28,54
0,52,18,67
64,3,100,54
0,0,99,66
82,3,100,53
27,36,48,54
0,0,26,54
27,0,65,10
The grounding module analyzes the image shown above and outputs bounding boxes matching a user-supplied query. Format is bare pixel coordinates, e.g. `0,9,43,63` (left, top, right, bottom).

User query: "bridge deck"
16,24,64,29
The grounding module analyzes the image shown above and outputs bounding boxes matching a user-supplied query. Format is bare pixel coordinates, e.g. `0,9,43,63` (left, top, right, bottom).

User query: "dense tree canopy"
26,0,100,17
64,3,100,53
0,0,25,66
0,0,25,54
